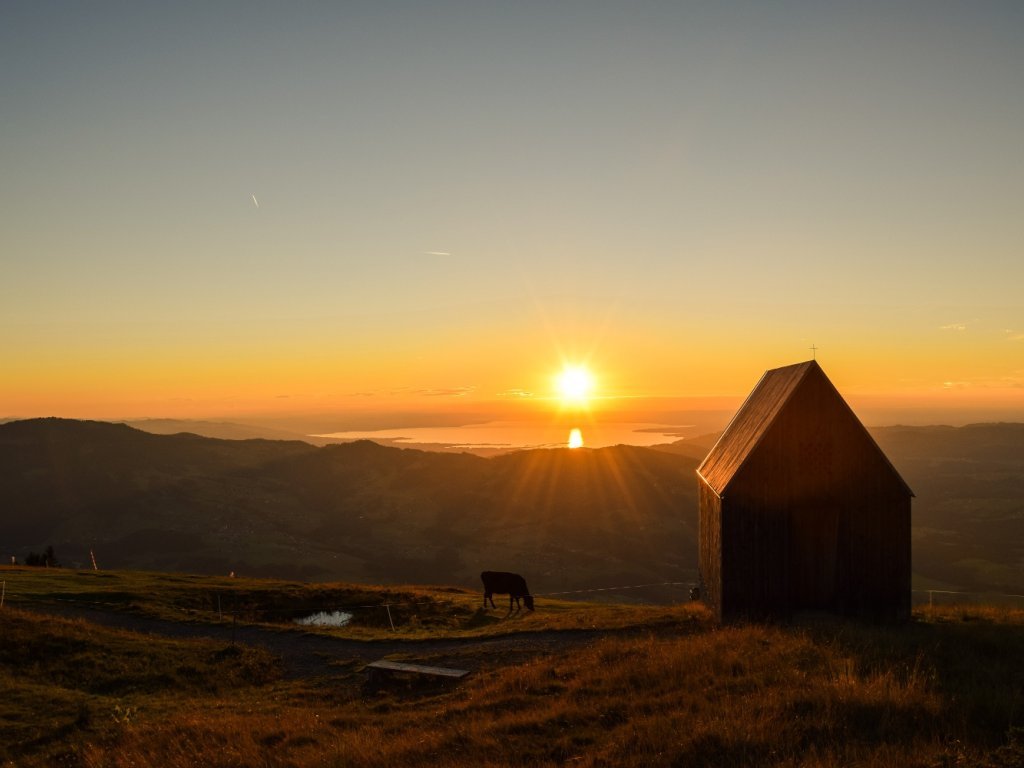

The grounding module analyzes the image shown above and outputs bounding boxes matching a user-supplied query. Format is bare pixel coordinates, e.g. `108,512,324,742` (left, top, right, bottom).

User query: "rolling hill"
2,418,1022,597
871,423,1024,594
0,419,699,597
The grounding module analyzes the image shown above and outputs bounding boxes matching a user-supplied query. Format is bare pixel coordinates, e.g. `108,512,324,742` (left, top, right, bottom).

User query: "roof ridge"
696,360,819,496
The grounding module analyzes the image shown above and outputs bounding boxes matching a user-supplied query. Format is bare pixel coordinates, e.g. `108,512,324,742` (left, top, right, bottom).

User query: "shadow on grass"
461,608,513,629
802,610,1024,750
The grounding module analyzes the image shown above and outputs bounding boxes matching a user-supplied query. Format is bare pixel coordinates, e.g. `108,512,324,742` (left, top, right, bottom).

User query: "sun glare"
556,366,594,405
568,428,584,448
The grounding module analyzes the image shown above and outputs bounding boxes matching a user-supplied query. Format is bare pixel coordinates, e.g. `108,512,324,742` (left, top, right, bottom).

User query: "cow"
481,571,535,612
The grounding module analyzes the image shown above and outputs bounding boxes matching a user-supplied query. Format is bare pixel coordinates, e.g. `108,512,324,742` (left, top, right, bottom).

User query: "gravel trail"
23,602,612,679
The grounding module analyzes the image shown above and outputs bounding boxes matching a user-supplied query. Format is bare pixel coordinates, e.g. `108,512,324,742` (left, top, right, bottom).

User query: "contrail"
252,194,260,208
424,251,451,256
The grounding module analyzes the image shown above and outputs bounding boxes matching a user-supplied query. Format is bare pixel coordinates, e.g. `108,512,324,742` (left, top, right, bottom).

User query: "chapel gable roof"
696,360,912,497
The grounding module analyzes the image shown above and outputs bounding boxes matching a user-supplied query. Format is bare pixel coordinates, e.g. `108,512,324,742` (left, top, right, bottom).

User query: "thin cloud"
937,371,1024,390
940,317,981,332
497,389,534,398
417,386,476,397
423,251,452,257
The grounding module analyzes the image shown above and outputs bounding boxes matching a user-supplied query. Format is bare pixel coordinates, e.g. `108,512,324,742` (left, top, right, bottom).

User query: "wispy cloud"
423,251,451,257
939,317,981,332
940,376,1024,390
497,389,534,398
417,386,475,397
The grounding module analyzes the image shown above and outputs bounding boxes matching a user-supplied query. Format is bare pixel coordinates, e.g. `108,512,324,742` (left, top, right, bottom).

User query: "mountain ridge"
0,419,699,596
3,417,1022,597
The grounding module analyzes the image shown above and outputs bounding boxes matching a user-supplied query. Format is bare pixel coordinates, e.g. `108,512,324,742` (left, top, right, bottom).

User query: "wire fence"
912,589,1024,609
537,582,693,597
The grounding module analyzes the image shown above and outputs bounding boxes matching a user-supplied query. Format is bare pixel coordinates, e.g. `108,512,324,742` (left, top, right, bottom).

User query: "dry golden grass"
4,569,1024,768
0,606,278,767
69,619,1020,768
0,565,707,639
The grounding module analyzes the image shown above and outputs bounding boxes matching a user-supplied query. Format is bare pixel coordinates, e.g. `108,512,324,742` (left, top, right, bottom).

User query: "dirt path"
24,602,613,679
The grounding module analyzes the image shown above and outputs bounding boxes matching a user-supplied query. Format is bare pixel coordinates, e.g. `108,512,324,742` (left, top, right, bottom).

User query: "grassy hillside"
3,569,1024,767
4,418,1024,597
872,423,1024,593
0,566,691,639
0,419,698,598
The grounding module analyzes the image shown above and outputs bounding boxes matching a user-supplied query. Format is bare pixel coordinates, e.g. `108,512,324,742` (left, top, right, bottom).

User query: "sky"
2,1,1022,425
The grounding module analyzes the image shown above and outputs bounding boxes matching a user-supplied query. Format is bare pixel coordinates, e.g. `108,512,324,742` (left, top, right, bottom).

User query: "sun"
555,365,594,406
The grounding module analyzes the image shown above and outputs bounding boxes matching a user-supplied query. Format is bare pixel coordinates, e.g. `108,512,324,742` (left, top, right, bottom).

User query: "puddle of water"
293,610,353,627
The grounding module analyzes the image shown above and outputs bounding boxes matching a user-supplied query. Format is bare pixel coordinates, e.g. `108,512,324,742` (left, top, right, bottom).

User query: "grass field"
3,568,1024,767
0,566,703,639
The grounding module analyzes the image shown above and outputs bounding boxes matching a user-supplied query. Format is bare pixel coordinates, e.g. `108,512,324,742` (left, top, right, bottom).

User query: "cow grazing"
481,571,535,612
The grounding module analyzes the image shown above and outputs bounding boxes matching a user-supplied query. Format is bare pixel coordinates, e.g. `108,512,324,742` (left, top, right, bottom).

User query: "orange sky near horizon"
4,328,1021,423
2,4,1022,425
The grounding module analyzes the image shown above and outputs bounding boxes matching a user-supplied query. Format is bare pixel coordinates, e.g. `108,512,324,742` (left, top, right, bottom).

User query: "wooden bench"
364,659,470,685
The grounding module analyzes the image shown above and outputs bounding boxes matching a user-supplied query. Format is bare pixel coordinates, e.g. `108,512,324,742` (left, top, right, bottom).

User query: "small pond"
293,610,353,627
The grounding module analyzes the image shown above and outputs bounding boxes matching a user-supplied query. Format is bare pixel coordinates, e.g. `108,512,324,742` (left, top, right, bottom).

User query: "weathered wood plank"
365,660,469,679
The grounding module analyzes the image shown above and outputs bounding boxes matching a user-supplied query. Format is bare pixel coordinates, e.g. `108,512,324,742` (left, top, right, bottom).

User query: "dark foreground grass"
70,613,1024,767
0,607,279,766
3,579,1024,767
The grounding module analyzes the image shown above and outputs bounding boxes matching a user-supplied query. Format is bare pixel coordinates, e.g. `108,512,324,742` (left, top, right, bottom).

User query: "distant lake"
315,421,695,451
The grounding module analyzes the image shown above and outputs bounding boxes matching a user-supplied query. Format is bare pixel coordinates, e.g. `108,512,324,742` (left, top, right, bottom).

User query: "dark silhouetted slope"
0,419,699,594
5,418,1022,595
872,423,1024,592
